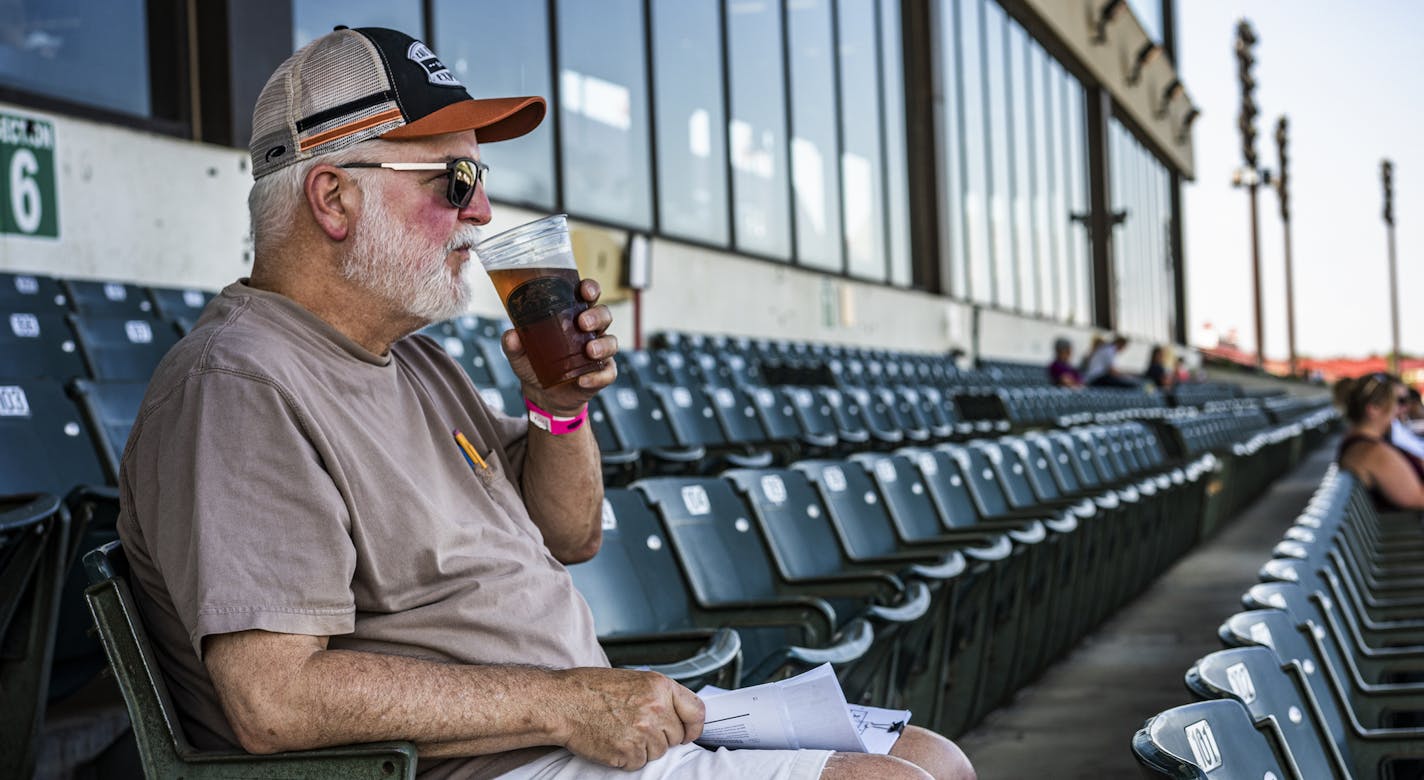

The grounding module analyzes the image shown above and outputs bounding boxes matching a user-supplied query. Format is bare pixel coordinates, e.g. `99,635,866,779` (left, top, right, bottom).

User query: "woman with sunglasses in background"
1337,373,1424,511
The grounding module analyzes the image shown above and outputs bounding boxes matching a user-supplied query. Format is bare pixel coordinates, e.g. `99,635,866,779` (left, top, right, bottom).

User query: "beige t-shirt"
117,281,608,779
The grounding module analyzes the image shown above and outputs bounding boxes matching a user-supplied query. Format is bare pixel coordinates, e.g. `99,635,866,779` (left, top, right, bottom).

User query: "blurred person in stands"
1081,335,1137,389
1142,345,1172,390
1337,373,1424,511
1078,335,1103,376
1174,357,1192,385
1048,337,1083,388
115,26,972,780
1405,387,1424,426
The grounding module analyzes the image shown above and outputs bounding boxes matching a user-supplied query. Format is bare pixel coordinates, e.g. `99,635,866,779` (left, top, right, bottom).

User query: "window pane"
0,0,151,115
1030,44,1054,319
651,0,729,245
1007,21,1033,313
787,0,843,272
557,0,652,228
880,0,912,288
1047,60,1070,322
838,0,886,281
938,0,968,298
434,0,555,209
983,2,1013,308
295,0,422,49
727,0,791,259
960,0,992,305
1064,72,1090,325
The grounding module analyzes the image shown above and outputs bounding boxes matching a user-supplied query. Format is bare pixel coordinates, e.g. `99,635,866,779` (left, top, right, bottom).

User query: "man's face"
340,131,492,323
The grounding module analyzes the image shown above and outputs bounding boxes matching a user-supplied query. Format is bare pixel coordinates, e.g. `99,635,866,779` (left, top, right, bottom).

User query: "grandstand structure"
0,2,1350,778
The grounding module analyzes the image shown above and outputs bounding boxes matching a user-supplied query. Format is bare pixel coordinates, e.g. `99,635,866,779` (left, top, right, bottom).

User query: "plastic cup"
475,214,600,388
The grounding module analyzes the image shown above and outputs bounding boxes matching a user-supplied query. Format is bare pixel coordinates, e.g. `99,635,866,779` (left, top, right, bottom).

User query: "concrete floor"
955,442,1336,779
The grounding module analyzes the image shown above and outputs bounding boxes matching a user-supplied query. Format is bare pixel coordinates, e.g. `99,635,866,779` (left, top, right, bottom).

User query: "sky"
1177,0,1424,360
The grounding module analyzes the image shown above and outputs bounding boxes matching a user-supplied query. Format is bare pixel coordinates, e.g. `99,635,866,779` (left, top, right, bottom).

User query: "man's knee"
820,753,931,780
887,726,976,780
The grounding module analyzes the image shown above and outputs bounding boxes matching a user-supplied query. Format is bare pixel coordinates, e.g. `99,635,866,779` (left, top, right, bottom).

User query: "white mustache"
447,226,483,253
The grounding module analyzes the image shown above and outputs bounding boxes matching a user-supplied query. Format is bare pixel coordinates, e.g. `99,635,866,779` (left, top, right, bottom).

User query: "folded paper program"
697,664,910,754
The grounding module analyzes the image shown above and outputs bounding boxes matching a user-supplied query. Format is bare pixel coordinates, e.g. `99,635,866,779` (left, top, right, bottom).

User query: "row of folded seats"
1132,465,1424,779
0,278,1332,772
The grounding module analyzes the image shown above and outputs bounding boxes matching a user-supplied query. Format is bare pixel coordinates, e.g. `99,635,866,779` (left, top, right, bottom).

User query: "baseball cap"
249,26,545,180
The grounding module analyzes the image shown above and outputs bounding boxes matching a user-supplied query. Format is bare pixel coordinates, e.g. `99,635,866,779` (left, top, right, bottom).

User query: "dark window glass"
838,0,886,281
0,0,151,116
787,0,842,272
651,0,729,245
983,2,1012,308
294,0,422,49
726,0,791,259
959,0,991,304
880,0,912,288
1046,59,1070,322
434,0,555,209
556,0,652,228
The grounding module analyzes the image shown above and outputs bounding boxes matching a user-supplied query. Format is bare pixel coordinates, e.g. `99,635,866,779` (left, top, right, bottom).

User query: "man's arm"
205,630,703,768
501,279,619,563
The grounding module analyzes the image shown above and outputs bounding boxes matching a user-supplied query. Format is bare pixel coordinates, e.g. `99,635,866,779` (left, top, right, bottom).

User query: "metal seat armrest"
785,619,875,666
863,581,933,623
616,628,742,686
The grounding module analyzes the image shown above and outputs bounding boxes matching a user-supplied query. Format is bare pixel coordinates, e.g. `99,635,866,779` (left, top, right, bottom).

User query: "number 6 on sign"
0,112,58,238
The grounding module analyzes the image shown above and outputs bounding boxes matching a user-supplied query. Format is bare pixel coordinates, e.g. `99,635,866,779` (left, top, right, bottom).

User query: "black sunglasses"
338,157,488,209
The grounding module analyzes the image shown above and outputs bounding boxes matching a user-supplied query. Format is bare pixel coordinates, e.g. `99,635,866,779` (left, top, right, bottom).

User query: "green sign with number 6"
0,113,58,238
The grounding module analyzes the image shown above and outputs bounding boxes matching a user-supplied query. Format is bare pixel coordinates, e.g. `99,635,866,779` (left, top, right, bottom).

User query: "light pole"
1383,160,1399,374
1234,20,1265,370
1275,117,1297,376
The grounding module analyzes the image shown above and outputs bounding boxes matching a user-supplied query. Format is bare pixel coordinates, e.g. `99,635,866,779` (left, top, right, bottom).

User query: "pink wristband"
525,398,589,435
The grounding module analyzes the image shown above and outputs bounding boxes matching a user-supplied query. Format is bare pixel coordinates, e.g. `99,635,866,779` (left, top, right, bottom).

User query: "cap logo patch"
407,42,462,87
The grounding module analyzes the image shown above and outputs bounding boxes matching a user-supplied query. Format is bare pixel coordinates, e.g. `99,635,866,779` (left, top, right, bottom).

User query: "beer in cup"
475,214,601,388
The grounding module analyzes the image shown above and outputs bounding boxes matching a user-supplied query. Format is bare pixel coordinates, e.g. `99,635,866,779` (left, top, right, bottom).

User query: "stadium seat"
631,476,880,691
69,379,148,485
0,309,87,380
1185,646,1346,778
68,315,180,382
0,271,69,310
565,489,742,689
62,280,155,317
1132,699,1287,779
82,541,419,778
0,494,70,779
723,466,967,725
146,286,213,325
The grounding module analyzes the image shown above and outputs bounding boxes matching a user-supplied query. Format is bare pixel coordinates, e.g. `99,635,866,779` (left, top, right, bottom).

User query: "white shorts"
493,743,833,780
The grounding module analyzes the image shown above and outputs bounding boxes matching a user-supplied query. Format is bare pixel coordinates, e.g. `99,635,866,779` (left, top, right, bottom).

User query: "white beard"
340,182,483,323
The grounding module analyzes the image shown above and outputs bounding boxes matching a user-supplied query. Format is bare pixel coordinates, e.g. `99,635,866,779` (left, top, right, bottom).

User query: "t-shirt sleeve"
130,369,358,660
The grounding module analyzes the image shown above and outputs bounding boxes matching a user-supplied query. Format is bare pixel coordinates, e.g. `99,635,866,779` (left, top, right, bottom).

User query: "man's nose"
460,183,493,226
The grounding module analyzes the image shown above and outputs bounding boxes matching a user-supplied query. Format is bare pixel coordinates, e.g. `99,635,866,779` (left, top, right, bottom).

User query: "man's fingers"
578,278,602,304
586,333,618,361
501,329,524,357
579,303,612,333
671,684,706,743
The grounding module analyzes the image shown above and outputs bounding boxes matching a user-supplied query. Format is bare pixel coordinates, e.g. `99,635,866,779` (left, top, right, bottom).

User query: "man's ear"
304,165,357,241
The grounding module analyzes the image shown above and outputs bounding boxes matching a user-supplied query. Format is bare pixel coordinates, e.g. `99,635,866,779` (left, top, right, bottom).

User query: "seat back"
63,280,155,317
724,467,848,580
70,378,149,484
0,310,87,380
0,379,109,495
849,453,949,543
906,448,985,529
939,443,1017,520
146,287,213,324
0,495,69,780
1220,609,1347,749
419,323,497,386
816,387,871,444
647,384,726,449
0,272,68,310
82,541,418,778
707,386,769,445
68,314,179,382
633,476,780,604
746,385,801,442
1132,699,1288,779
792,459,908,561
1187,646,1341,778
566,489,694,635
598,386,680,450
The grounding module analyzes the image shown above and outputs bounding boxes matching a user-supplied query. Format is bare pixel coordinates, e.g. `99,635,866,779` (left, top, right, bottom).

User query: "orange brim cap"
382,95,546,144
